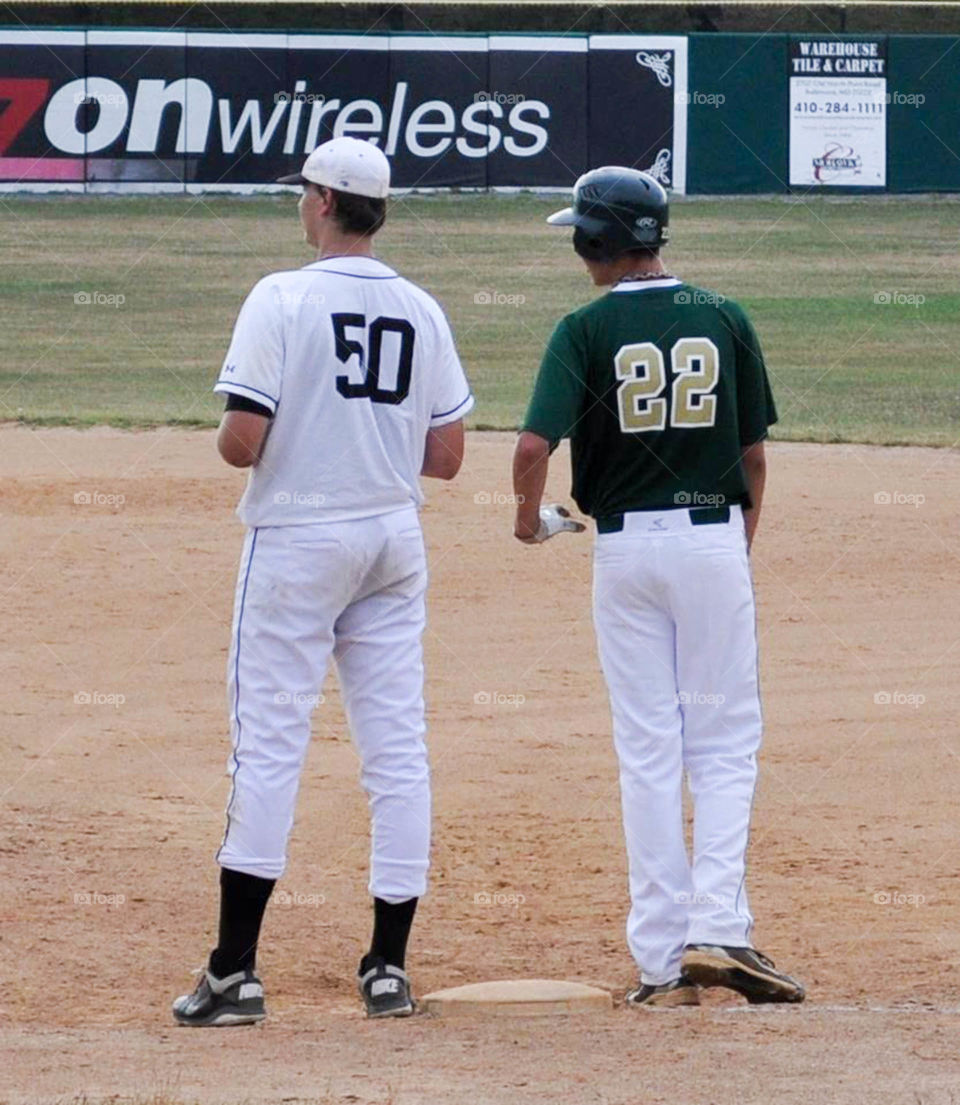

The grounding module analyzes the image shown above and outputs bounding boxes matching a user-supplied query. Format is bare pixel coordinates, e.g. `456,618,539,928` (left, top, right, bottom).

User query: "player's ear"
316,185,336,217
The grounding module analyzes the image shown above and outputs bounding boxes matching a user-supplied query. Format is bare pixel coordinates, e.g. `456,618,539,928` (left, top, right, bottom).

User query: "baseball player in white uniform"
173,137,473,1025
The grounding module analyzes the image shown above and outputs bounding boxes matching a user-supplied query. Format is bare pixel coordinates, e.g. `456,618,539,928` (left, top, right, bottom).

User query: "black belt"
596,506,731,534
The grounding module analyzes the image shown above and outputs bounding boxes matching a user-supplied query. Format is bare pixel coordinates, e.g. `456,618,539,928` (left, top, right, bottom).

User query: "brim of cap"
275,170,388,197
546,206,578,226
547,209,609,236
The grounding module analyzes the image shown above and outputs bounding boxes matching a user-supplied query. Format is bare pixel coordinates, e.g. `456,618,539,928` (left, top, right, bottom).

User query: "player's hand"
515,503,586,544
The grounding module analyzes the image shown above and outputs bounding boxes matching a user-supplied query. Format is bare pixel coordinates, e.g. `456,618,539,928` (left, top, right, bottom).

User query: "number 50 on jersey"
333,312,415,405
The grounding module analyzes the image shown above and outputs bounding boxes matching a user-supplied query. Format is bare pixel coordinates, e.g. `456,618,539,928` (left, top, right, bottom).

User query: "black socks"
209,874,417,980
360,896,419,974
209,867,276,978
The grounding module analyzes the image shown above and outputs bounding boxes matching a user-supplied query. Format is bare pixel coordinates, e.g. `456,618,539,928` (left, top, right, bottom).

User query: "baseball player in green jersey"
513,167,805,1008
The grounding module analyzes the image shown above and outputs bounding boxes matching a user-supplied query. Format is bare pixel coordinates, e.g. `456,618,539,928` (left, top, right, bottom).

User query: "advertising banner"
0,31,688,192
789,37,887,188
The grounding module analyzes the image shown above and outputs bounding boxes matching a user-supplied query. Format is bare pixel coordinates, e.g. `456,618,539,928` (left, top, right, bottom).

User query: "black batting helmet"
547,166,669,261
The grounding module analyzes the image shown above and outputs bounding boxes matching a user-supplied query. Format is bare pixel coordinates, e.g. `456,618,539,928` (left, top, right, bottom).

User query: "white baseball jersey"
213,256,474,527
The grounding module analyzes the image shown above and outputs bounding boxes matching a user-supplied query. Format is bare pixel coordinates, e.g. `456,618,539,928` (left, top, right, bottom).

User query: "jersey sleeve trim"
224,392,275,418
213,380,279,415
431,393,474,426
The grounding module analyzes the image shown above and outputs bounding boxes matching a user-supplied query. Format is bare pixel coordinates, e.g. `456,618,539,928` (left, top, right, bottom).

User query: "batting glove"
528,504,586,543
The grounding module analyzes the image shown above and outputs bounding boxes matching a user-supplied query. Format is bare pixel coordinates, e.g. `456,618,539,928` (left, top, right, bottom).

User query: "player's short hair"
326,187,387,237
625,246,661,259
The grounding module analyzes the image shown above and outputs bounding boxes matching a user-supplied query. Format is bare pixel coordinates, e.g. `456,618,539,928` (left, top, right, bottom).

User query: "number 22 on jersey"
615,338,719,432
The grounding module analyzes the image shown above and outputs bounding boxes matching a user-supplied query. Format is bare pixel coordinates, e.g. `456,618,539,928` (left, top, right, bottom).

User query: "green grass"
1,192,959,445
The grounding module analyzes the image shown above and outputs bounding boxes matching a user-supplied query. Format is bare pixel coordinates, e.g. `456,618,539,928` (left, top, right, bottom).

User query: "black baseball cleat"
625,975,700,1008
172,966,266,1026
358,957,416,1018
681,944,805,1004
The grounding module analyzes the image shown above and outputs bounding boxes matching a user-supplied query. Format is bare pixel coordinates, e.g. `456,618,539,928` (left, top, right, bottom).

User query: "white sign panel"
789,39,887,187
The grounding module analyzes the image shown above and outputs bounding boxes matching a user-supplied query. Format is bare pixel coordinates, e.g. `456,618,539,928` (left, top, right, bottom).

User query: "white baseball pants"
217,506,430,903
592,506,762,985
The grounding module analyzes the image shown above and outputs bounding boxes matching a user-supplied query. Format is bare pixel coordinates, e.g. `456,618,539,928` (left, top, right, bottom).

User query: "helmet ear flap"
572,226,612,262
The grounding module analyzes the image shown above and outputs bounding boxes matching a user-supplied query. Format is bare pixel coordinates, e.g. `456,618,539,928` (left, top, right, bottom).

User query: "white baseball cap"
276,136,390,198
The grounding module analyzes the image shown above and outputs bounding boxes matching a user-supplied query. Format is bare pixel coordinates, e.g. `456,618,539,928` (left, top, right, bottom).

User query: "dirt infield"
2,428,959,1104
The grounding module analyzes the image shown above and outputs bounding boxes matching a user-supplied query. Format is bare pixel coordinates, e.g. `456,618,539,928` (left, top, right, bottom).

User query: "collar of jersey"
304,256,398,278
610,277,682,294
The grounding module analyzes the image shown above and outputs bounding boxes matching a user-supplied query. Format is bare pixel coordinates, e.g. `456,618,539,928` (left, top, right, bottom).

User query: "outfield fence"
0,27,956,193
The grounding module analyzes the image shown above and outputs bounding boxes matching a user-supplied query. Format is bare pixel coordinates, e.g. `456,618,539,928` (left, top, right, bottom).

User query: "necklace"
615,271,675,285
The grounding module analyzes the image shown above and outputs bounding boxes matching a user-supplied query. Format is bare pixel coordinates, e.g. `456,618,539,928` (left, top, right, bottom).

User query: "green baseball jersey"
522,278,777,519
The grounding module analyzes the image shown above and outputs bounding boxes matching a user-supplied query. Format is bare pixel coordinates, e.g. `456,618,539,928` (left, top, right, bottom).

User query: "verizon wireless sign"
0,31,688,191
42,78,551,159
